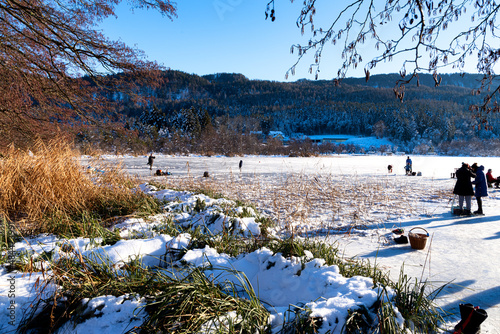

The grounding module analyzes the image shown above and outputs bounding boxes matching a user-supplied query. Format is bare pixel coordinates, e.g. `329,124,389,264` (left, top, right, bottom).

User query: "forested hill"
114,70,500,152
120,71,487,118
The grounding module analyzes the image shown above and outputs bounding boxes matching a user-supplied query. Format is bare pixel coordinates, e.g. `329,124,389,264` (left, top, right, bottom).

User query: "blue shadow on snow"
440,285,500,318
484,230,500,241
358,245,416,258
438,279,477,298
431,214,500,228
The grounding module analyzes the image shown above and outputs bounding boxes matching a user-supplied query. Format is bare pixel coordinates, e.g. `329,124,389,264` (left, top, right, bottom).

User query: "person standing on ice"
147,153,155,171
239,159,243,172
471,163,488,215
453,163,475,215
405,156,412,175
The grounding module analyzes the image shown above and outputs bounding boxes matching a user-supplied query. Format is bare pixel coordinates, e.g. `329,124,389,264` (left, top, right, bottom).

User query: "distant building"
305,135,350,144
250,130,289,143
269,131,287,141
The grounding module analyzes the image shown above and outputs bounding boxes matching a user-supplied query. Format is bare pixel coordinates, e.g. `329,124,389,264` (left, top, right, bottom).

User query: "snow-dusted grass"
108,153,500,332
1,179,444,334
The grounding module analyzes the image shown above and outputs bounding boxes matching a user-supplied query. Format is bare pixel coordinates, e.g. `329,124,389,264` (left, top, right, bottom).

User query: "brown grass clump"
0,138,156,234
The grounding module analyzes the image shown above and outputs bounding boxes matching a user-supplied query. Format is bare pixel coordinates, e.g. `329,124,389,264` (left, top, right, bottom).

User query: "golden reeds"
0,138,147,233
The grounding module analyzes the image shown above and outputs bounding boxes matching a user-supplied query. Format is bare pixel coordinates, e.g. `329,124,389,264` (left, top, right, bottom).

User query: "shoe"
466,308,488,333
473,210,484,215
462,209,472,216
462,308,488,334
394,235,408,244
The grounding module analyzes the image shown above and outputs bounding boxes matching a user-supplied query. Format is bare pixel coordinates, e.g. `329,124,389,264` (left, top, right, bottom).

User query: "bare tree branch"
0,0,176,147
267,0,500,125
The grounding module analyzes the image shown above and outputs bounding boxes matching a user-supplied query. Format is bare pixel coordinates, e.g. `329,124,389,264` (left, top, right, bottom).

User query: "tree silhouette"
0,0,176,146
266,0,500,126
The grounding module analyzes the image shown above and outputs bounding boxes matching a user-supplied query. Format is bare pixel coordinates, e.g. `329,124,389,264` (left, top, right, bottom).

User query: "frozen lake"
96,153,488,179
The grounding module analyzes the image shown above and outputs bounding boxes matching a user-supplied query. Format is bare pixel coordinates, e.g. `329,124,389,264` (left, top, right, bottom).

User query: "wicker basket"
408,227,429,250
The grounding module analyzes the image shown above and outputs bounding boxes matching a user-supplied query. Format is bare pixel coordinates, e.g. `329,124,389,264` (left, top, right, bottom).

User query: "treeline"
74,71,500,156
75,119,500,157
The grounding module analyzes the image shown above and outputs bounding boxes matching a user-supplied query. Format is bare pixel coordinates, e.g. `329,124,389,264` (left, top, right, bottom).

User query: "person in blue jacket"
471,163,488,215
405,156,412,175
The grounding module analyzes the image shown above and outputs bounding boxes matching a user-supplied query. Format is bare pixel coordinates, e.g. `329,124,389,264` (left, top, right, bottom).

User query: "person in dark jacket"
147,153,155,170
453,163,476,215
471,163,488,215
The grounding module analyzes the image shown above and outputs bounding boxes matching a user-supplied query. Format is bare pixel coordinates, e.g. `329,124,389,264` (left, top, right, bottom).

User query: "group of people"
146,154,245,175
453,162,489,215
386,156,413,175
147,153,170,176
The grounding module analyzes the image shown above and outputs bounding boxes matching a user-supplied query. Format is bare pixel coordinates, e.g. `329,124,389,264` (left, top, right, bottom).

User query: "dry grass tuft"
0,138,155,234
153,170,450,237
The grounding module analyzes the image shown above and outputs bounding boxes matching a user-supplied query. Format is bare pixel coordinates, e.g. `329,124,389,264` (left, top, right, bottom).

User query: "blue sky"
99,1,480,82
99,1,368,81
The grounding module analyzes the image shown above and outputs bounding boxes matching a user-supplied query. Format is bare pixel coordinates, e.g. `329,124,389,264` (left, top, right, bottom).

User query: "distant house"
305,135,350,144
250,130,289,143
269,131,287,141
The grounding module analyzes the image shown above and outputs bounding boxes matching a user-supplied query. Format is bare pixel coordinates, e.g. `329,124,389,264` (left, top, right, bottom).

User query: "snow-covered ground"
2,153,500,333
111,153,500,333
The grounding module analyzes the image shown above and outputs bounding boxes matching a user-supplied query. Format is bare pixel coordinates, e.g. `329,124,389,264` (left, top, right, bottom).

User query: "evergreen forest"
76,71,500,156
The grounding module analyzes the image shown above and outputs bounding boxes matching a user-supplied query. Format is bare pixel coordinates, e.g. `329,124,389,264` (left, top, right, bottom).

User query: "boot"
454,305,488,334
463,308,488,334
454,303,474,332
474,199,484,215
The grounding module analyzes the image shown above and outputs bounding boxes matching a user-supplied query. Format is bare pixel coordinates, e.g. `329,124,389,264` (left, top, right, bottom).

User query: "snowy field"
2,153,500,333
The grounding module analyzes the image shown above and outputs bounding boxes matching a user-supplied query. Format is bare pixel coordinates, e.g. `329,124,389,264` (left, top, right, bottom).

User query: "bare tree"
0,0,176,147
266,0,500,126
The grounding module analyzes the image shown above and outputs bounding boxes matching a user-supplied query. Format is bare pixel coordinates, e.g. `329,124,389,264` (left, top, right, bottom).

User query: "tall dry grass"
0,139,158,234
153,169,451,237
